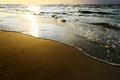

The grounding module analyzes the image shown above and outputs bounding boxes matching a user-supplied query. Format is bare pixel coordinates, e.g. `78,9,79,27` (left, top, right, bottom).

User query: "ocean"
0,4,120,65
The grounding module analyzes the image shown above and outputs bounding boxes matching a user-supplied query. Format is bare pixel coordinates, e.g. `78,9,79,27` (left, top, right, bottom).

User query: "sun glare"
28,6,40,14
23,14,39,37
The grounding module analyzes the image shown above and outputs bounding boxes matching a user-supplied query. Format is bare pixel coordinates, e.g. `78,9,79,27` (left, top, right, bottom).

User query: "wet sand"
0,30,120,80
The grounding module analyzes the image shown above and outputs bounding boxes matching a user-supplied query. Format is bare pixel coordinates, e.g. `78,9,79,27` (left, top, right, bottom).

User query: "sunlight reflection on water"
23,13,39,37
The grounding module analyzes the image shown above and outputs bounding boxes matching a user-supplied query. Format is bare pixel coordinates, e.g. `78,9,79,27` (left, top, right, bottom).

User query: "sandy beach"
0,30,120,80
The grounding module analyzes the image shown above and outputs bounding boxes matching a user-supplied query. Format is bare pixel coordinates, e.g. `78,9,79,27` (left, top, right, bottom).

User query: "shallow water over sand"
0,4,120,65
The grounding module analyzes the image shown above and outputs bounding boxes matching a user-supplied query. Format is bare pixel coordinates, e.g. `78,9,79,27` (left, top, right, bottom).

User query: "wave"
90,23,120,31
74,34,120,65
78,11,115,15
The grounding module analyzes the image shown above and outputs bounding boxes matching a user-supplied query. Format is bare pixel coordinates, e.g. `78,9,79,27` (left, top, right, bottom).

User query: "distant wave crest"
78,11,115,15
90,23,120,31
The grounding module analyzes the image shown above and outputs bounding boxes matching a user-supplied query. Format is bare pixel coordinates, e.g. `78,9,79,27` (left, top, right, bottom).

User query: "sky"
0,0,120,4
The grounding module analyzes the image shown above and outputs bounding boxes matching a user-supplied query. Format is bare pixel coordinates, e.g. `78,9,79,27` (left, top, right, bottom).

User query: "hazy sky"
0,0,120,4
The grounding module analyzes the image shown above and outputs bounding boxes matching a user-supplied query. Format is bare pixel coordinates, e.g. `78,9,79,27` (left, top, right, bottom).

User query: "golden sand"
0,30,120,80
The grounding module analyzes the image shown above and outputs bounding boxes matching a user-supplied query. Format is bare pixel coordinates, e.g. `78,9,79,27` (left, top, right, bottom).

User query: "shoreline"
0,5,120,66
0,30,120,80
